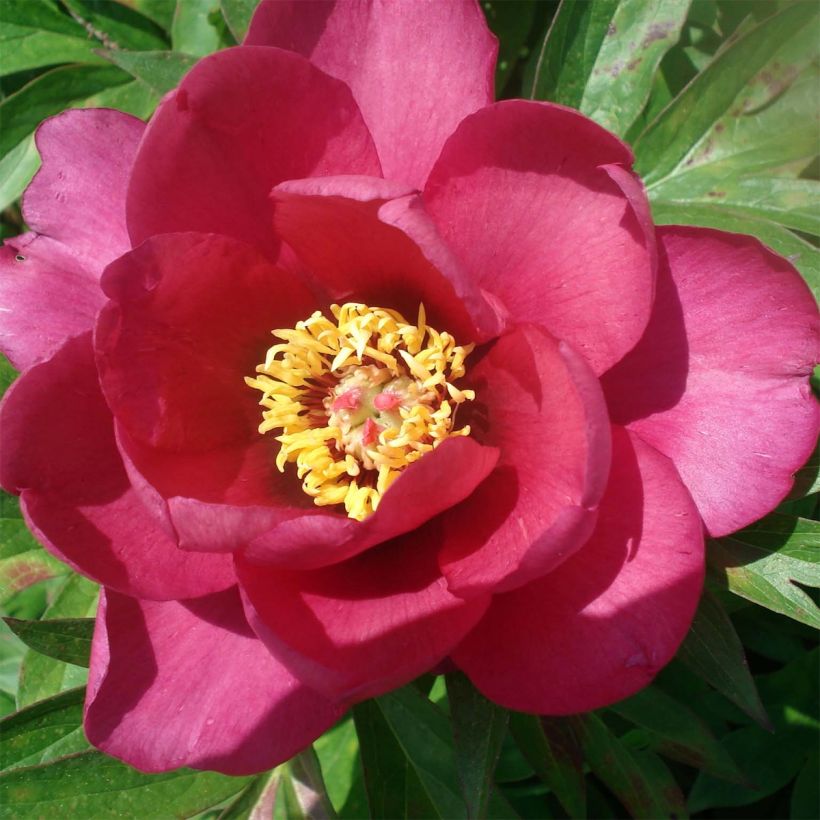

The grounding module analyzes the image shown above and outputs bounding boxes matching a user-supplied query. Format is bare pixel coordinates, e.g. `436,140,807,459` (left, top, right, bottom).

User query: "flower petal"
245,0,497,188
271,175,502,343
24,108,144,271
424,100,656,374
452,426,704,714
236,526,490,702
0,334,234,600
0,235,102,371
244,436,499,569
126,46,381,256
603,226,820,536
0,109,143,370
85,587,343,775
97,232,315,453
438,324,611,596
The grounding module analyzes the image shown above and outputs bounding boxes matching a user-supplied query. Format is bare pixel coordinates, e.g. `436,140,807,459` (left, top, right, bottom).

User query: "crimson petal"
424,100,656,375
237,525,490,702
603,226,820,536
452,427,704,713
438,324,611,596
126,46,381,256
0,334,234,600
86,587,343,775
245,0,497,188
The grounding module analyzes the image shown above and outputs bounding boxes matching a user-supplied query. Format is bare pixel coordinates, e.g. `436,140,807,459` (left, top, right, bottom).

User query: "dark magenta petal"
115,425,315,554
236,526,490,702
0,109,143,370
452,427,704,714
424,100,656,374
96,232,315,453
0,334,234,600
271,175,502,343
86,587,343,775
245,0,496,188
95,232,324,552
603,226,820,536
245,437,499,569
126,47,381,256
438,324,611,596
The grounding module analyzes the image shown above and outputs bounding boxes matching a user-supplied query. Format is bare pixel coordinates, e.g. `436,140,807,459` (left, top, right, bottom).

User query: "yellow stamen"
246,303,475,521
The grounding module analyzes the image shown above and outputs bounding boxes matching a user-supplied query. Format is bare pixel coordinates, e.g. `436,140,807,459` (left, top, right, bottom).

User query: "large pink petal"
438,324,611,596
0,235,102,371
86,587,343,775
244,436,498,569
603,226,820,536
452,427,704,714
0,109,143,370
423,100,656,375
271,175,502,343
236,525,491,702
126,47,381,256
0,334,234,600
245,0,497,188
23,108,144,271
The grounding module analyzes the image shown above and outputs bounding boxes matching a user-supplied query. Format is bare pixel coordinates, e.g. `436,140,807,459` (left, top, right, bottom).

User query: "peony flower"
0,0,817,776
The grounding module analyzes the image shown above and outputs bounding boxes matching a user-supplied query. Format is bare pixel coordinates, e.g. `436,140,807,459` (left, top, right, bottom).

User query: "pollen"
246,303,476,521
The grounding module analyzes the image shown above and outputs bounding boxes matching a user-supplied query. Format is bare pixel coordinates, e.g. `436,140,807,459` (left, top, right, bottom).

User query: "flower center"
246,303,475,521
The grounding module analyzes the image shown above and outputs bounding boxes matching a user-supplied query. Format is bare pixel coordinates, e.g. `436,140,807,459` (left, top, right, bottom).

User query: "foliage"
0,1,817,818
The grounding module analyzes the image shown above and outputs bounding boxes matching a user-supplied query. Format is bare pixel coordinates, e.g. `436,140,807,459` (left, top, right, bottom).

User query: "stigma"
246,303,475,521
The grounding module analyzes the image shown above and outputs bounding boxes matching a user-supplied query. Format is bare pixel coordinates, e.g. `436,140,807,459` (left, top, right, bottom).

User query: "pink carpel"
361,417,383,445
332,388,362,412
374,391,401,411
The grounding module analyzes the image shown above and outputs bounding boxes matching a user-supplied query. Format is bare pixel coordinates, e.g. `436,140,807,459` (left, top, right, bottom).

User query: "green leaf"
17,574,97,708
528,0,619,105
577,0,691,136
353,685,468,819
0,64,131,159
445,672,509,819
688,651,818,812
219,0,256,42
0,0,87,38
313,716,369,818
0,751,251,817
0,136,40,212
83,78,159,119
126,0,176,32
572,713,688,819
635,2,819,187
172,0,233,56
58,0,169,51
0,23,106,75
483,1,538,93
610,685,746,784
217,772,277,819
4,617,93,668
650,200,820,296
709,514,820,628
676,588,770,728
0,687,89,771
528,0,689,136
508,713,586,818
0,517,70,609
791,750,820,820
99,49,197,94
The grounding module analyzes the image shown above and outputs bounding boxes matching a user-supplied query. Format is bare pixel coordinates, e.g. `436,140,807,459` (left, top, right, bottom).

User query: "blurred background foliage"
0,1,818,818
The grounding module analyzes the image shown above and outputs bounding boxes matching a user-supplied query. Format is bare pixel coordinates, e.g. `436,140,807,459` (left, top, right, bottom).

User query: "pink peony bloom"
0,0,817,775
